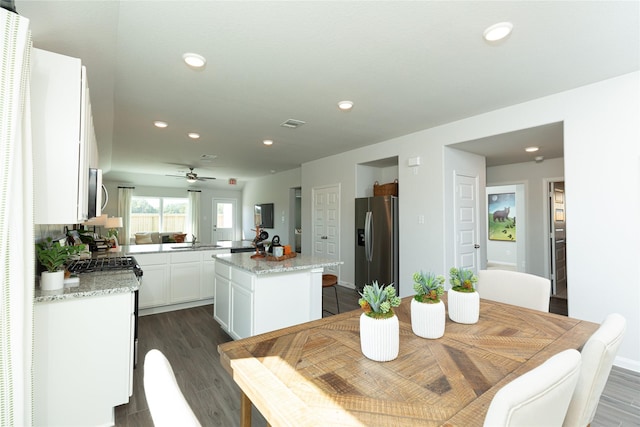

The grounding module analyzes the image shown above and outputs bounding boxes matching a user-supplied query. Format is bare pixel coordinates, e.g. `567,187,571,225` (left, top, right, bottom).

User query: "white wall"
241,168,301,247
302,72,640,370
102,182,242,244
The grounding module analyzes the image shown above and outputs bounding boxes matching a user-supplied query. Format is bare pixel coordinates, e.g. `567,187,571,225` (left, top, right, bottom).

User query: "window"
130,197,188,236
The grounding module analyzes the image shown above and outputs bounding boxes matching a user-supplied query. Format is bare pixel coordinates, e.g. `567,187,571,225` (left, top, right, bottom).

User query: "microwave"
88,168,107,219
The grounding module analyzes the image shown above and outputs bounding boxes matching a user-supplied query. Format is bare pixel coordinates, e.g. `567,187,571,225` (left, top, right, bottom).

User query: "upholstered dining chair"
484,349,582,427
144,349,202,427
477,269,551,312
563,313,626,427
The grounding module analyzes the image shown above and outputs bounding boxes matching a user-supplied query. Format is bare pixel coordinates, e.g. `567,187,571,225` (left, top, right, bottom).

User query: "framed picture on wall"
488,192,516,241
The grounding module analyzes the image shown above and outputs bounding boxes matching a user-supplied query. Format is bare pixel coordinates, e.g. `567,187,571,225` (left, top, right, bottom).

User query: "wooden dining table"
218,293,598,427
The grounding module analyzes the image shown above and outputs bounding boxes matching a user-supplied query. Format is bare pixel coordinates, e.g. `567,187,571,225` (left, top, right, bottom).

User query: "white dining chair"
477,269,551,312
484,349,582,427
563,313,626,427
144,349,202,427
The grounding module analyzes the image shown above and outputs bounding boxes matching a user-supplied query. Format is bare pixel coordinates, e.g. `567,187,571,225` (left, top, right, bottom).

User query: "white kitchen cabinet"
170,251,201,303
214,263,231,331
201,250,217,299
135,249,229,313
136,253,170,309
34,292,134,426
214,257,323,340
31,48,95,224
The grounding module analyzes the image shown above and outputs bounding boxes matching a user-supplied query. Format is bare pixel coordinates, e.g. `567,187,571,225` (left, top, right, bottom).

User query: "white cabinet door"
32,48,90,224
231,284,254,339
170,262,201,303
201,251,217,300
136,254,170,309
214,274,231,331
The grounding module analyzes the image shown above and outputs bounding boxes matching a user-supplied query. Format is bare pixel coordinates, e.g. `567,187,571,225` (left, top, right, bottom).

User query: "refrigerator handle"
365,211,373,262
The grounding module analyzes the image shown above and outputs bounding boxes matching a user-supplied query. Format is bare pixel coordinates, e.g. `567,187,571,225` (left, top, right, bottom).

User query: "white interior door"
312,185,340,276
454,173,480,273
212,198,236,242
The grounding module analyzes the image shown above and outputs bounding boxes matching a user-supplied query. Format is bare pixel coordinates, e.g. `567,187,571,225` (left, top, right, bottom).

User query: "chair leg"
333,285,340,313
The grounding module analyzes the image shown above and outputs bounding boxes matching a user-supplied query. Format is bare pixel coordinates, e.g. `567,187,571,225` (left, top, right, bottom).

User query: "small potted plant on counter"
411,271,446,339
447,267,479,324
358,281,401,362
36,237,84,291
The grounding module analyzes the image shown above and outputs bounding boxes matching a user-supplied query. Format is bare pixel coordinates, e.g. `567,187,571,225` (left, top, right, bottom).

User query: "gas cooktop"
67,256,143,277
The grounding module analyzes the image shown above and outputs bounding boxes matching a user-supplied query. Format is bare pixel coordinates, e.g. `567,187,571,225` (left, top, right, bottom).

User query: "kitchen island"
214,253,342,340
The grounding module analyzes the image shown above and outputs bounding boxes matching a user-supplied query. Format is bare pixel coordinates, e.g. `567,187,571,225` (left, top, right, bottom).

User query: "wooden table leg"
240,391,252,427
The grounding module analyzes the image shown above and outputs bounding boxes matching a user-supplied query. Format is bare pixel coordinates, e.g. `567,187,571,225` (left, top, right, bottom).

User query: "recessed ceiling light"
483,22,513,42
154,121,168,128
338,100,354,111
182,53,206,68
525,146,539,152
263,139,273,146
188,132,200,139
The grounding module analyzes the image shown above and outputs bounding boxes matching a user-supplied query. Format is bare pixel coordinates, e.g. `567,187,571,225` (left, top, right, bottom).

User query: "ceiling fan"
166,167,216,183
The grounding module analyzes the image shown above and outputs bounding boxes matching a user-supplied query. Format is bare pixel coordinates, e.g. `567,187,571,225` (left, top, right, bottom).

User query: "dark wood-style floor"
115,285,639,426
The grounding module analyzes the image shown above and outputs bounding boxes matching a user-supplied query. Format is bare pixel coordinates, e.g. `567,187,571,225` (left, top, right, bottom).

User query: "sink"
171,244,222,250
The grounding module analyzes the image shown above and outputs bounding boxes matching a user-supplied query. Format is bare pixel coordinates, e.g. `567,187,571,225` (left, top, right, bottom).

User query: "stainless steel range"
67,255,143,367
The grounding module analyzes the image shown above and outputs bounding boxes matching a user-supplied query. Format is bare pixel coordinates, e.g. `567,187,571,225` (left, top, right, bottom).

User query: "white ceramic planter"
359,312,399,362
411,298,445,339
447,289,480,324
40,270,64,291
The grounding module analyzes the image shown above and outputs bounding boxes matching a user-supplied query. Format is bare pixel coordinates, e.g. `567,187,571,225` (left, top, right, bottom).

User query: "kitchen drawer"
232,268,254,292
171,251,201,264
134,253,169,266
216,262,231,280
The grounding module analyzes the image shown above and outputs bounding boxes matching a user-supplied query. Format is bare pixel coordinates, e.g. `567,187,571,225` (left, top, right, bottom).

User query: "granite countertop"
214,252,343,275
34,270,139,303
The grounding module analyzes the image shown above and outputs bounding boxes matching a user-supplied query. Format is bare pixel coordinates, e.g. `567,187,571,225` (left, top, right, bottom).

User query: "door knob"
474,244,480,249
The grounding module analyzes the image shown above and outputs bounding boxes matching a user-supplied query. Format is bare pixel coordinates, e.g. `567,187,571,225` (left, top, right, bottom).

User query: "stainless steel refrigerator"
355,196,399,293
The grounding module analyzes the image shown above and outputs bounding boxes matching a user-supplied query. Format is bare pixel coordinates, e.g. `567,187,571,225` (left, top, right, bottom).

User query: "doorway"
548,181,567,298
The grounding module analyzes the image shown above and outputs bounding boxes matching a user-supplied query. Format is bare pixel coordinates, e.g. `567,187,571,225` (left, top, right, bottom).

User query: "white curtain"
187,190,200,242
1,8,33,426
117,187,134,245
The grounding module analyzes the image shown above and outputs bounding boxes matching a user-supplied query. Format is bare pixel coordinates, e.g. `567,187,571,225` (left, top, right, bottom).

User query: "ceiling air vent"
280,119,306,129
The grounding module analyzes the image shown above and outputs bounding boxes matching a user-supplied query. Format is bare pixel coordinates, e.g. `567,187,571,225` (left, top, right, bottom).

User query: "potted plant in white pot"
358,281,401,362
36,237,84,291
447,267,479,324
411,271,446,339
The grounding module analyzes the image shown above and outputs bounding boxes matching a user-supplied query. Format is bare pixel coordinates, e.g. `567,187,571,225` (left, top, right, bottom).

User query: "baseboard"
139,298,214,316
614,355,640,373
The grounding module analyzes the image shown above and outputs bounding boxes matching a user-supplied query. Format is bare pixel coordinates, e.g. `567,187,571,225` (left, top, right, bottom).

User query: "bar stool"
322,274,340,315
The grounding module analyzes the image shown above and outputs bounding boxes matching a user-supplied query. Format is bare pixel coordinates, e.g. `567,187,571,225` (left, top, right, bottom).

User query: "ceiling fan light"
483,22,513,42
187,177,197,183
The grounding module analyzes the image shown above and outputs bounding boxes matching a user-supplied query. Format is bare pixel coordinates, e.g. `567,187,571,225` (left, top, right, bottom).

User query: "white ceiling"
17,1,639,189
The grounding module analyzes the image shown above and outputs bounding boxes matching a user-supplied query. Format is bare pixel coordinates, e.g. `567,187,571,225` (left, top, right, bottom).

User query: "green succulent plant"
36,237,84,272
358,281,401,319
449,267,478,292
413,271,445,303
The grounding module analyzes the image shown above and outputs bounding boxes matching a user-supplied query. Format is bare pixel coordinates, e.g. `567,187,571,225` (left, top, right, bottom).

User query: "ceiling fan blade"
198,176,216,180
165,174,185,178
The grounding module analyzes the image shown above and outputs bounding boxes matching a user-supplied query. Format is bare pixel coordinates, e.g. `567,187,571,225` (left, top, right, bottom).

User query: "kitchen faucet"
191,234,197,247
